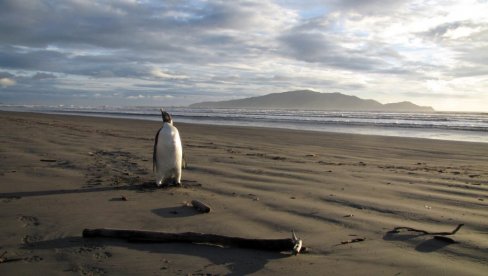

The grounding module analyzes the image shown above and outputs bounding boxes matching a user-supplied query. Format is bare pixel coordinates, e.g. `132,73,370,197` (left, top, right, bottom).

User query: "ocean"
1,105,487,143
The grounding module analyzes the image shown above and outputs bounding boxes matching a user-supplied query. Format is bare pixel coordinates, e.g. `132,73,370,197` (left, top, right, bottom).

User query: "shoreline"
1,111,487,275
2,110,487,145
1,107,487,144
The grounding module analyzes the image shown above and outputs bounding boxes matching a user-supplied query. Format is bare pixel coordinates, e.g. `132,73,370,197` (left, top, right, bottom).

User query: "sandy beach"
0,110,487,275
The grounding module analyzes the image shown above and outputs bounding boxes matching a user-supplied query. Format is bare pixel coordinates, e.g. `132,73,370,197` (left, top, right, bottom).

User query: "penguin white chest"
154,123,182,186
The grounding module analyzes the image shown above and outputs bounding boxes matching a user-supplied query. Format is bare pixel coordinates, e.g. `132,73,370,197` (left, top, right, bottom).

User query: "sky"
0,0,487,112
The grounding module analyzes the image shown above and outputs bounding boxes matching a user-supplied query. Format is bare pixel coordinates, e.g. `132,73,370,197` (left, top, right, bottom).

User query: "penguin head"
160,109,173,124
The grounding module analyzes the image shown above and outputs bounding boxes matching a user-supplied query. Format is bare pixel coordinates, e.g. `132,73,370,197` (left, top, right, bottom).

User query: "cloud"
150,68,188,80
277,14,409,74
0,0,487,111
420,20,485,41
32,72,57,80
331,0,410,15
126,94,146,99
0,71,15,78
0,77,15,88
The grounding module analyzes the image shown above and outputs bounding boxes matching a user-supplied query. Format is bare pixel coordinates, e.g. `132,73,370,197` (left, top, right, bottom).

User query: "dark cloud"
278,28,406,74
418,20,488,77
0,46,148,78
0,71,15,79
332,0,409,14
419,20,486,42
32,72,57,80
422,21,466,39
0,46,65,72
0,0,411,77
0,0,286,81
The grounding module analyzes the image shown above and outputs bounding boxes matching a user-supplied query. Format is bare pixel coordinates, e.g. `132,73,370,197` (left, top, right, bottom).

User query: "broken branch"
388,223,464,236
40,159,57,162
335,238,365,246
0,251,22,264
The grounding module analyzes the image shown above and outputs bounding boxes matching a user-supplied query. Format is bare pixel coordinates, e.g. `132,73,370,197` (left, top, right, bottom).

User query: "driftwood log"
83,228,305,255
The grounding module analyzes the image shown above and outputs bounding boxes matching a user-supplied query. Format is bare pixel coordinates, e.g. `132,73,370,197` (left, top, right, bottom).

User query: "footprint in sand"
71,265,106,276
22,234,42,245
23,255,43,263
73,245,104,255
1,196,21,203
85,150,151,188
18,215,40,227
93,251,112,261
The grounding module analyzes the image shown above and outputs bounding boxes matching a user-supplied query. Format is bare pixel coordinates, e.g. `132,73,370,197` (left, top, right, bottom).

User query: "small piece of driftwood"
0,251,6,263
83,228,305,255
0,251,22,264
40,159,57,162
388,223,464,236
335,238,365,246
191,200,211,213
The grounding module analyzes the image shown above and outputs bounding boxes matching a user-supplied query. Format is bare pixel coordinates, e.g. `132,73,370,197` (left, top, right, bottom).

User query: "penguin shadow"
151,206,200,218
0,180,202,200
26,236,288,275
383,231,454,253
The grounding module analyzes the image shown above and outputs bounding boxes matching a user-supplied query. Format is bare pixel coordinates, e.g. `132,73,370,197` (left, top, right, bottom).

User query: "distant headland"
189,90,434,112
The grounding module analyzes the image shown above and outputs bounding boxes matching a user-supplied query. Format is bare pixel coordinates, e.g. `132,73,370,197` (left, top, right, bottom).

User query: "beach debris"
82,228,307,255
191,200,211,213
336,238,366,246
291,230,303,255
343,214,354,218
272,156,286,161
0,251,22,264
40,159,57,162
388,223,464,236
0,251,6,263
248,193,259,201
110,196,128,201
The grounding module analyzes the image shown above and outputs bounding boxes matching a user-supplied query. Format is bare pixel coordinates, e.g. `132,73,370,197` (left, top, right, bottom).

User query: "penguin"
153,109,183,186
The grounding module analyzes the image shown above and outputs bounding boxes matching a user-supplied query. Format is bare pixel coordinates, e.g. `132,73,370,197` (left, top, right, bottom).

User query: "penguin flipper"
153,127,162,172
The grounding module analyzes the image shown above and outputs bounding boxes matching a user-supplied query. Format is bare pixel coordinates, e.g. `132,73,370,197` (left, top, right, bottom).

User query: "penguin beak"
160,109,173,124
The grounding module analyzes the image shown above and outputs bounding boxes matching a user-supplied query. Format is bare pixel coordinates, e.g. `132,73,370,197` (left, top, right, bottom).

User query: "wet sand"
0,111,487,275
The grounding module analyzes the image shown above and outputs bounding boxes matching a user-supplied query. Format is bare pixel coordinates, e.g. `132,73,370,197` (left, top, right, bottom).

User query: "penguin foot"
158,178,182,187
171,178,182,187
